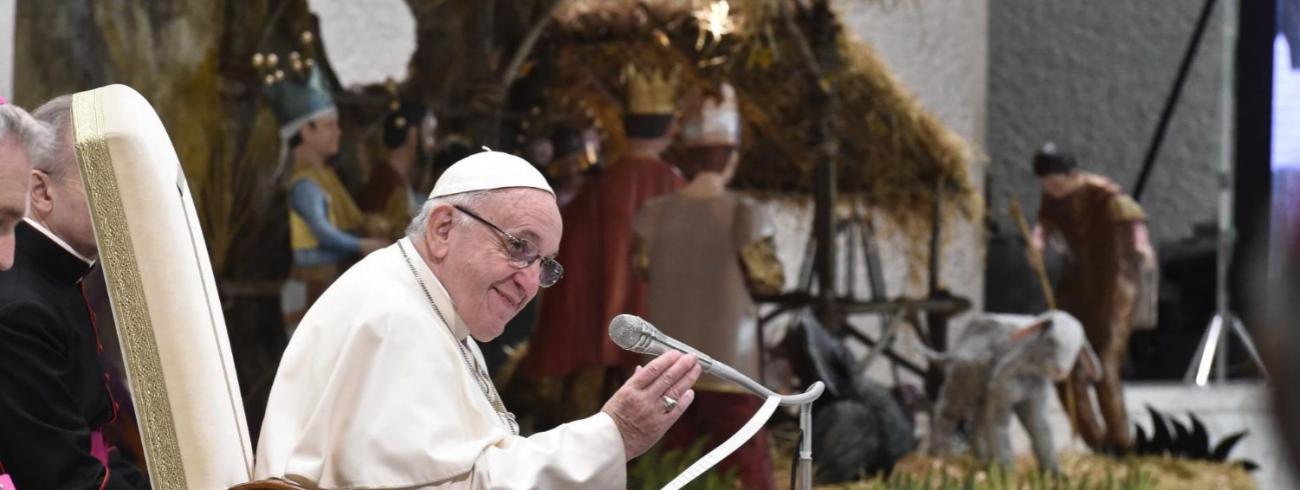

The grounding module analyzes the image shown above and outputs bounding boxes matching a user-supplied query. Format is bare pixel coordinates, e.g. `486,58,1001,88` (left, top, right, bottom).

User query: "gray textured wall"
988,0,1225,244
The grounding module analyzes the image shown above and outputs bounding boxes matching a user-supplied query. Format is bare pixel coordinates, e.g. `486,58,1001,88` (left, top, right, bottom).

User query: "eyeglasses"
453,205,564,288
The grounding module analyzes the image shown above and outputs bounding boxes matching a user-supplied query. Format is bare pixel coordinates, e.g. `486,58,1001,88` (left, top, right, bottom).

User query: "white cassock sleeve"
464,412,626,488
456,341,628,489
255,249,627,489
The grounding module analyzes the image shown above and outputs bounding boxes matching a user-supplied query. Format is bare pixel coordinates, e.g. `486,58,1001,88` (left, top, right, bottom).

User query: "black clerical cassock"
0,220,148,489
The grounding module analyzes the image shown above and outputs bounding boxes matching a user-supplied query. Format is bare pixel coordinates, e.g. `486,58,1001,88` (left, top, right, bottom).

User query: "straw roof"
537,0,977,222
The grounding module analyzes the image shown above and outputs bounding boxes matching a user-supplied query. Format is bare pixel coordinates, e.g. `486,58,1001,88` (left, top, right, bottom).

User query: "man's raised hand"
601,351,702,460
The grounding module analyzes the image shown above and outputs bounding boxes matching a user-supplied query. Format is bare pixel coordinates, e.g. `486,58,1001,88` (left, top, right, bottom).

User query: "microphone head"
609,314,657,353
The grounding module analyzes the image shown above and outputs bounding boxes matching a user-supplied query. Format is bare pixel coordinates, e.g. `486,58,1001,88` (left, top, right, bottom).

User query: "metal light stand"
1184,0,1268,385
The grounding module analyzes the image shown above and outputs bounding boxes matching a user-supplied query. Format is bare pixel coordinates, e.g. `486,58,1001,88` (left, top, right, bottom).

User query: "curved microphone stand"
687,354,825,490
609,315,824,489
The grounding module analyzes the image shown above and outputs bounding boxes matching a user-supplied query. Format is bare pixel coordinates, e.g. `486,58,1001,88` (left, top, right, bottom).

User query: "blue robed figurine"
254,32,385,312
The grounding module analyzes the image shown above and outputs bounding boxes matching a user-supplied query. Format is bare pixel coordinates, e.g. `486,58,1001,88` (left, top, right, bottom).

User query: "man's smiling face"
439,188,561,341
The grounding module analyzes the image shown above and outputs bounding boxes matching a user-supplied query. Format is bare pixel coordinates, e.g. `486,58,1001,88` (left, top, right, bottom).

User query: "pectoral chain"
399,241,520,435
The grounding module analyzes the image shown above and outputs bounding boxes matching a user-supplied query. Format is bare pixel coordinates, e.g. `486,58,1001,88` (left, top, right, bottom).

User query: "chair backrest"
72,84,254,489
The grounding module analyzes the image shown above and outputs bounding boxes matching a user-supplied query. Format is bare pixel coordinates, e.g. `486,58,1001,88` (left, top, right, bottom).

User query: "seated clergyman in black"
0,96,148,489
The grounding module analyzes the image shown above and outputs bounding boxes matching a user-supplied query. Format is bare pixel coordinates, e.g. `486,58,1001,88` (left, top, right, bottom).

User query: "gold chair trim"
73,89,189,489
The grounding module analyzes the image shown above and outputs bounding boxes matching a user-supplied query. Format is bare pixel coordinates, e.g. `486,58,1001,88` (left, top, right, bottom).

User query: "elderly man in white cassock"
255,150,702,489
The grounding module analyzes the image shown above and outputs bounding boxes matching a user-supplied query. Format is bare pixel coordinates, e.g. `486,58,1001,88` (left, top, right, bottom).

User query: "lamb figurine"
927,310,1101,472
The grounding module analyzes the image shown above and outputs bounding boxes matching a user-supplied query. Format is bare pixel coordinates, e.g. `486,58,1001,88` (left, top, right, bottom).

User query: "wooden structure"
526,1,977,392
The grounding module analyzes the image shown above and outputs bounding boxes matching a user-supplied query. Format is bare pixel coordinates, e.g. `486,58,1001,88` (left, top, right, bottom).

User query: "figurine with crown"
539,121,602,207
359,80,438,241
519,64,688,424
253,31,387,316
633,81,785,490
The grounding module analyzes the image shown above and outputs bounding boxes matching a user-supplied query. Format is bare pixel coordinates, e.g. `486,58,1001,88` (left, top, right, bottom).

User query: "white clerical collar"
23,217,97,267
398,237,470,341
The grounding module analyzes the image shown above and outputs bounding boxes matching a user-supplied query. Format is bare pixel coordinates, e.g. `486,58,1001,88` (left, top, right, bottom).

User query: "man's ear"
28,169,53,217
423,204,456,260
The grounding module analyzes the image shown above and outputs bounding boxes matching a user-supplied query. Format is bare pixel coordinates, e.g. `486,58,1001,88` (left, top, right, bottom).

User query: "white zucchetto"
429,149,554,199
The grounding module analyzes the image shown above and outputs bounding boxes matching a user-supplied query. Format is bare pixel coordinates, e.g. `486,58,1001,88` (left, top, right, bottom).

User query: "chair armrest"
230,479,308,490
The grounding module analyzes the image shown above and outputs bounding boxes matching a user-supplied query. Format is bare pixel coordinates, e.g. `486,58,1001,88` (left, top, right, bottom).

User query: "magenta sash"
91,429,110,468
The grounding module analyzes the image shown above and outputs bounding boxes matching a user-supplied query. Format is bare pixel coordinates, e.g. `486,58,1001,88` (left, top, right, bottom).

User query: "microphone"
609,314,777,398
611,316,826,490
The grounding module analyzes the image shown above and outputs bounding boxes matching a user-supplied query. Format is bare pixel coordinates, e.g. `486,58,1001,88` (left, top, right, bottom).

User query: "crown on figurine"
384,78,406,128
546,123,600,177
622,64,677,139
380,78,433,150
624,64,677,116
253,30,337,139
681,82,739,146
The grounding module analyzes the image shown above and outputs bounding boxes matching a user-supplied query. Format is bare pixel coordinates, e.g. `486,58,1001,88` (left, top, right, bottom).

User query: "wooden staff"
1008,196,1055,310
1008,195,1080,442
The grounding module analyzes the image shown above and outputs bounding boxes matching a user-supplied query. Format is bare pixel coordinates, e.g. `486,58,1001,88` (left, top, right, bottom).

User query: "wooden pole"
781,0,840,329
923,181,949,400
500,0,563,89
487,0,565,147
1008,195,1079,440
1008,195,1055,309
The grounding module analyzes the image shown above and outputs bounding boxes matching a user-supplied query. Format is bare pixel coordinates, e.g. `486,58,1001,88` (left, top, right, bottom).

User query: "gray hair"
31,95,76,179
0,103,53,170
405,190,495,239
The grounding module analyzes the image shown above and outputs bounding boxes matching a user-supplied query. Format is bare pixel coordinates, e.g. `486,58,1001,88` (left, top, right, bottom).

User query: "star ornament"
695,0,735,49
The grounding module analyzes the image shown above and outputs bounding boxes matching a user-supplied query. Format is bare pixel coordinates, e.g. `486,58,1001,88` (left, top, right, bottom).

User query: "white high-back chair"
71,85,293,490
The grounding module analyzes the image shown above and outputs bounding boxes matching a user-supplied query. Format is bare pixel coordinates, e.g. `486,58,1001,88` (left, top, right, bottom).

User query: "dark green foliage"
1212,431,1249,462
1132,405,1258,471
1188,414,1210,459
628,437,738,490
